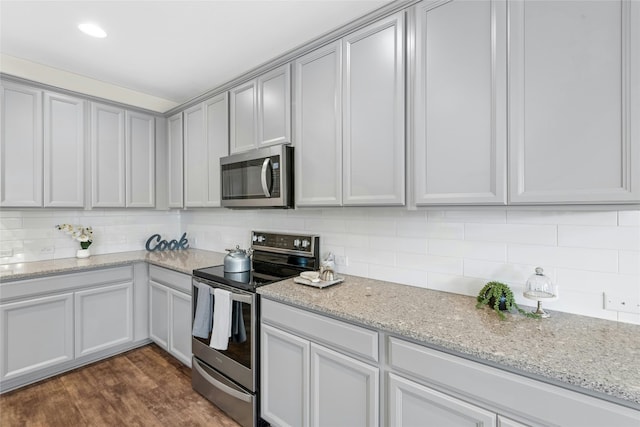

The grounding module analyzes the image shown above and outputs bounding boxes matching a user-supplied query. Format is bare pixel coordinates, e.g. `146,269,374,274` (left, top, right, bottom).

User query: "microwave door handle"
260,158,271,198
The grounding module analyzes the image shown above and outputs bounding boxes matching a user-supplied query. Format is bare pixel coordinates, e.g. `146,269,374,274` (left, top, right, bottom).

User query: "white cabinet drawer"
261,299,378,363
149,265,191,294
0,265,134,302
388,337,639,427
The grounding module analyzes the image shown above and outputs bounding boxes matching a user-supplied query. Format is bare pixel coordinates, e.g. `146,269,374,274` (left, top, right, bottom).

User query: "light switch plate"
603,292,640,314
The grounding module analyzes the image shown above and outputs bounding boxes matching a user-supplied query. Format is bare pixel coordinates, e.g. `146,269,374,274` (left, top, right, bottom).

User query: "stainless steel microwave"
220,145,293,209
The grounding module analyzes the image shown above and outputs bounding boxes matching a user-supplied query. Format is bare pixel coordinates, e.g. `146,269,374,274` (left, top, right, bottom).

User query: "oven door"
192,278,257,392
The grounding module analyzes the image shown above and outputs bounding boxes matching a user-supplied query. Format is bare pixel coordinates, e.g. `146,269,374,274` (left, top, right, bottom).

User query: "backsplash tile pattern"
182,208,640,325
1,207,638,325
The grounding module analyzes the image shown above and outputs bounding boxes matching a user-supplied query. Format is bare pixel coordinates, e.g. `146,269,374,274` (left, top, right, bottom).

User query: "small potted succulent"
476,281,539,320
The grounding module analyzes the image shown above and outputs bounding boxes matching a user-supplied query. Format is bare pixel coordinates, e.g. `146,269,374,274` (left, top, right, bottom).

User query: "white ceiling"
0,0,393,112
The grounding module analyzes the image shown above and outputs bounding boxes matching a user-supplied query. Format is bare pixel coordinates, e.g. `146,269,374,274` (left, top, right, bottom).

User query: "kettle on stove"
224,245,252,273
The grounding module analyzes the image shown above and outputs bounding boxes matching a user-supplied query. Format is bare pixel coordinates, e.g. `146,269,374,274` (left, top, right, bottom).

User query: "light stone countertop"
0,249,227,281
258,274,640,409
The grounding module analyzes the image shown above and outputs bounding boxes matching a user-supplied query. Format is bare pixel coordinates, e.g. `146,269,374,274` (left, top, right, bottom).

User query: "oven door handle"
208,287,252,304
193,359,252,403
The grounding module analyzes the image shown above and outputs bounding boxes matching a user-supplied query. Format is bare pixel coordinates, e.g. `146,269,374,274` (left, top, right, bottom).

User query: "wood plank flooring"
0,344,241,427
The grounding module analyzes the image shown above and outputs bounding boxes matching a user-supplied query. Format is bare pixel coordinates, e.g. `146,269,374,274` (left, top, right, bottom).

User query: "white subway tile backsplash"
548,290,618,321
507,210,618,226
427,273,484,296
427,210,507,224
618,211,640,227
508,244,619,273
619,251,640,276
617,312,640,325
0,217,22,230
558,225,640,251
465,223,557,246
463,259,552,285
397,218,429,238
556,269,639,294
395,253,463,275
428,239,507,262
369,264,427,288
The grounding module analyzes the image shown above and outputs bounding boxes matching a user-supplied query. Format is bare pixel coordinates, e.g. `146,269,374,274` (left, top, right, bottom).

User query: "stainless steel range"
191,231,319,427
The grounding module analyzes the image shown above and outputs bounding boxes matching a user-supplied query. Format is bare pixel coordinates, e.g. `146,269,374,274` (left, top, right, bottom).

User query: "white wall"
0,209,180,262
1,207,638,325
182,207,640,325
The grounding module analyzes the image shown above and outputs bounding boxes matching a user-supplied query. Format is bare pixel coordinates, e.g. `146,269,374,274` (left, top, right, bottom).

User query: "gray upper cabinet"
44,92,85,208
91,102,155,208
125,110,155,208
167,112,184,208
183,93,228,207
412,0,507,206
230,64,291,154
1,82,43,207
91,103,126,207
343,12,405,206
508,0,640,204
294,41,343,207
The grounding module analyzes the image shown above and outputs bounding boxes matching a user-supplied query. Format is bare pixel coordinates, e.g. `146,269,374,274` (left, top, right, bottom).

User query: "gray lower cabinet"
260,299,380,427
508,0,640,204
388,373,495,427
148,265,192,366
0,265,148,393
412,0,507,205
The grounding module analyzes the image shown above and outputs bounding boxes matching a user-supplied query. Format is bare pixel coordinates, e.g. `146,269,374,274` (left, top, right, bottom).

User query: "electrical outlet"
335,255,348,266
603,293,640,314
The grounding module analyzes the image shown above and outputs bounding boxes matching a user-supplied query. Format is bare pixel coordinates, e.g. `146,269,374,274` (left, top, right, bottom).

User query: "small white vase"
76,248,91,259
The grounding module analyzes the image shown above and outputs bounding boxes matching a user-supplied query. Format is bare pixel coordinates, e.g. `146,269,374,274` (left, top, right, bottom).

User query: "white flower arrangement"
55,224,93,249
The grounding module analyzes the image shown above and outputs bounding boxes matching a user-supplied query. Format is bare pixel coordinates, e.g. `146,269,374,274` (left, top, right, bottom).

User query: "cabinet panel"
91,103,126,207
294,41,343,206
230,81,257,154
310,343,379,427
0,82,43,207
204,93,229,207
0,293,73,380
413,0,506,205
261,323,310,427
43,92,85,207
509,0,639,203
74,282,133,357
388,373,496,427
167,112,184,208
149,281,169,349
343,12,405,206
258,64,291,146
183,103,206,207
169,289,192,367
125,110,155,207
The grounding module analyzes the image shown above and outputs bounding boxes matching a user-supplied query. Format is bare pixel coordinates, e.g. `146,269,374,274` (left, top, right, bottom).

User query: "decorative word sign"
146,232,190,251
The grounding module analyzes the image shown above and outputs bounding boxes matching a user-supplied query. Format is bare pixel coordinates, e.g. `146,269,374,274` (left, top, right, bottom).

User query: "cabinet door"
509,0,640,204
44,92,85,207
74,282,133,358
168,288,192,367
294,41,343,207
343,12,405,206
261,324,310,427
183,103,206,207
204,93,229,207
91,102,126,207
126,110,155,207
0,293,73,380
229,80,257,153
413,0,507,205
0,82,43,207
258,64,291,147
310,343,379,427
149,281,169,350
388,373,496,427
167,112,184,208
497,416,530,427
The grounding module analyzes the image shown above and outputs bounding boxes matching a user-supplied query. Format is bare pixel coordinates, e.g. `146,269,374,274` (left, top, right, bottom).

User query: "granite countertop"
258,275,640,408
0,249,227,281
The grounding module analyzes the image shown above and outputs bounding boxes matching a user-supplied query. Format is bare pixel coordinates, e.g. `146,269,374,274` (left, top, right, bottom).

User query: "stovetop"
192,264,292,292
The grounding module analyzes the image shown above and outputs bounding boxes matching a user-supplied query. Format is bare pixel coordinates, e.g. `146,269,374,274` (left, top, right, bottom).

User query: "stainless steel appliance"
191,231,319,427
220,145,294,209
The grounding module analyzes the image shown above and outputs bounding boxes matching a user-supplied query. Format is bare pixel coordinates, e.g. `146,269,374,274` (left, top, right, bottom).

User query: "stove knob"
301,239,310,249
257,235,266,243
252,234,258,242
293,239,301,248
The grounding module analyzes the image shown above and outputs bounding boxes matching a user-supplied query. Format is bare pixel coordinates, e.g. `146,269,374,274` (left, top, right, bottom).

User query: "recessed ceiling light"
78,23,107,38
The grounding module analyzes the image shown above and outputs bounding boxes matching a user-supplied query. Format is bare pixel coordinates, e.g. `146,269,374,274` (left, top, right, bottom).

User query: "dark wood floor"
0,344,241,427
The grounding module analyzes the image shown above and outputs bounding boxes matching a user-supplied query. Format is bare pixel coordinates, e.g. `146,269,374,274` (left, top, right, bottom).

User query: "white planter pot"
76,249,91,258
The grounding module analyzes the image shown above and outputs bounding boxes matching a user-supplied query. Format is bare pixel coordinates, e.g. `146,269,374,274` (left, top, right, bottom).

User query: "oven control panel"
251,231,319,256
